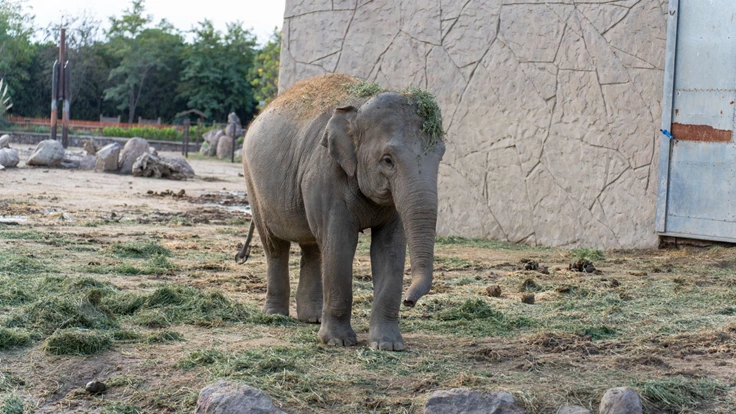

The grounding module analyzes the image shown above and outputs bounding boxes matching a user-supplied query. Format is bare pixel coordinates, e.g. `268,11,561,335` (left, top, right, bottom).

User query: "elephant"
241,73,445,351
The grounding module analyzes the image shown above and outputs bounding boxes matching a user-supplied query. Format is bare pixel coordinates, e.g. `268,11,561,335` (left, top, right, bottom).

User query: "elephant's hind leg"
296,243,323,323
262,236,291,316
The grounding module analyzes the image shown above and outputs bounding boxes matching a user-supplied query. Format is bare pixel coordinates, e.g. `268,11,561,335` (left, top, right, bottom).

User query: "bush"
102,126,182,142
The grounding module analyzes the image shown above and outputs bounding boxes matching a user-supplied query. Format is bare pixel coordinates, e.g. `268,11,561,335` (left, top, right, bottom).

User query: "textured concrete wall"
280,0,668,248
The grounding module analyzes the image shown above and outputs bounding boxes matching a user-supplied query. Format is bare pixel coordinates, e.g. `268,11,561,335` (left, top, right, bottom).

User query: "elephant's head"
321,91,446,307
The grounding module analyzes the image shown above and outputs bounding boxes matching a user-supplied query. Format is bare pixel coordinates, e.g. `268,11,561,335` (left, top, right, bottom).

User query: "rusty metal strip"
671,123,732,142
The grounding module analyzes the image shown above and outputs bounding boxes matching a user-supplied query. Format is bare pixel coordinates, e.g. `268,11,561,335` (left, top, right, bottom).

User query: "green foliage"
343,80,385,98
102,126,182,141
250,30,280,110
636,376,727,412
401,87,444,148
570,248,605,262
0,79,12,121
436,298,503,321
43,328,112,355
178,20,257,123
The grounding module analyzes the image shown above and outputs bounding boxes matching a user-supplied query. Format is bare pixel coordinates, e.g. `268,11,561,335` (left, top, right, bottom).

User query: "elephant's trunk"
395,173,439,307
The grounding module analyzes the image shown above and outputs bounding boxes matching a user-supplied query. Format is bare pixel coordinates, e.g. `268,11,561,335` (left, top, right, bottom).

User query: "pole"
59,29,67,147
62,61,70,148
183,119,190,158
50,61,59,141
196,117,202,152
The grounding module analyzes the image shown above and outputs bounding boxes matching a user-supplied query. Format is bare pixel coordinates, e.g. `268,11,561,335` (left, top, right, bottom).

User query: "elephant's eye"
381,155,394,168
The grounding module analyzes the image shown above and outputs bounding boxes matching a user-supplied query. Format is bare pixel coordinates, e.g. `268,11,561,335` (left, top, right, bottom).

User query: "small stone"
584,264,596,273
557,406,591,414
0,134,11,148
609,279,620,287
599,387,642,414
195,380,286,414
85,380,106,394
521,294,535,304
486,285,502,297
424,388,526,414
539,265,550,275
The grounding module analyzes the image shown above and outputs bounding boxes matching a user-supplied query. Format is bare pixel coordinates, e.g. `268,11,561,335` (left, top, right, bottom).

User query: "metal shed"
657,0,736,243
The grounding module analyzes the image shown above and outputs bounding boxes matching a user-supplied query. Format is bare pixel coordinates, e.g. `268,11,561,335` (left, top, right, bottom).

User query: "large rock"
195,381,286,414
79,154,97,170
118,137,149,174
207,131,225,157
225,112,243,138
0,134,11,148
26,140,64,167
599,388,642,414
216,135,234,159
424,389,526,414
132,153,189,180
95,143,121,172
161,156,195,177
83,139,98,155
199,141,210,155
0,148,19,168
558,406,591,414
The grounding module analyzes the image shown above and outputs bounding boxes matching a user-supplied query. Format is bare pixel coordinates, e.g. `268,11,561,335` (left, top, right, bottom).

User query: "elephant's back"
265,73,361,120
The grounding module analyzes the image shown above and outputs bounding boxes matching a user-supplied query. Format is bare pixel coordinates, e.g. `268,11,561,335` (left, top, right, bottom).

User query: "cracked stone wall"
280,0,667,248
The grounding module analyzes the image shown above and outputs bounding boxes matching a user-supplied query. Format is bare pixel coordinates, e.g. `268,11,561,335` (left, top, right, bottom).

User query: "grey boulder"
599,388,642,414
216,135,234,159
27,140,65,167
195,381,286,414
79,154,97,170
132,153,188,180
161,156,195,177
424,389,526,414
0,134,11,148
118,137,149,174
207,130,224,157
199,141,210,154
0,148,19,168
96,143,121,172
558,406,591,414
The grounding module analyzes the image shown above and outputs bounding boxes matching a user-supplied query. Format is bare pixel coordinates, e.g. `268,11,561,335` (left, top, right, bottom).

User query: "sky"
24,0,286,44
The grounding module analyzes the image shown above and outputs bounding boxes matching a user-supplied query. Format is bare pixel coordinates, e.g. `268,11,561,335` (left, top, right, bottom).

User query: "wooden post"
50,61,58,141
196,117,202,152
183,118,190,158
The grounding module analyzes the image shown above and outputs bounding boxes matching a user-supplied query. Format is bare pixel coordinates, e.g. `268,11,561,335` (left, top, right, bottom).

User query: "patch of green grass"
519,278,542,293
100,403,143,414
0,394,26,414
43,328,112,355
636,376,727,413
0,328,31,350
435,236,541,250
435,298,503,321
0,253,46,276
108,240,170,259
177,349,227,370
145,330,183,344
112,329,144,343
434,255,473,270
570,248,605,262
577,325,616,340
10,292,118,334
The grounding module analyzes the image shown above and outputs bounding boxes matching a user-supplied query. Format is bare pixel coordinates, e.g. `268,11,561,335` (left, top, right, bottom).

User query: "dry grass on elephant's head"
267,73,361,119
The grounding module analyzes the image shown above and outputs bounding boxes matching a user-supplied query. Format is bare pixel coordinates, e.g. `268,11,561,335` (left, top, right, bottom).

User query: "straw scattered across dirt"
1,156,735,413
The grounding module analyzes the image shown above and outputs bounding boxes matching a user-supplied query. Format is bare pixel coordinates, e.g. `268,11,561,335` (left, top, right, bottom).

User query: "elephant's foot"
318,319,357,347
296,300,322,324
261,301,289,316
369,321,405,351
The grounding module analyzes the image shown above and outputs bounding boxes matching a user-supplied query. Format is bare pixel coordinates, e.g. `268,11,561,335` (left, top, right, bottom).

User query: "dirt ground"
1,154,735,413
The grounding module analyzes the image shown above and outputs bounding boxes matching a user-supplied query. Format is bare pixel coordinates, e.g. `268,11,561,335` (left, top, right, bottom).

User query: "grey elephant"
240,74,445,350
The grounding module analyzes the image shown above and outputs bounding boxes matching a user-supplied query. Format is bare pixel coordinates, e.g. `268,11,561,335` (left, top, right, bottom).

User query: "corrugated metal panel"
657,0,736,242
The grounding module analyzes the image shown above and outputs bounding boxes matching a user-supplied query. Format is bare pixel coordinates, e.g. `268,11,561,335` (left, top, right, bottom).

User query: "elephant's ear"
321,105,358,177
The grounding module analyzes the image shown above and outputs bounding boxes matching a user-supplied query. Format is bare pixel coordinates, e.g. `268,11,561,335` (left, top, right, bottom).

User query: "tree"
249,29,280,111
104,0,184,123
177,20,258,123
0,0,36,116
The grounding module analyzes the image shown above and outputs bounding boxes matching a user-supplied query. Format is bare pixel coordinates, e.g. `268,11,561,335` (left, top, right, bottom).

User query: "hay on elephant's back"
268,73,360,119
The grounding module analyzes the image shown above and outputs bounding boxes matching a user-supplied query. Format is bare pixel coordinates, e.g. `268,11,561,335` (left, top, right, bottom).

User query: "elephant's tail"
235,220,256,264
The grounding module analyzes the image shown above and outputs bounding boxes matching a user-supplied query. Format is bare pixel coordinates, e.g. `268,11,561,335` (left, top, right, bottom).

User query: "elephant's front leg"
368,217,407,351
317,220,358,347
